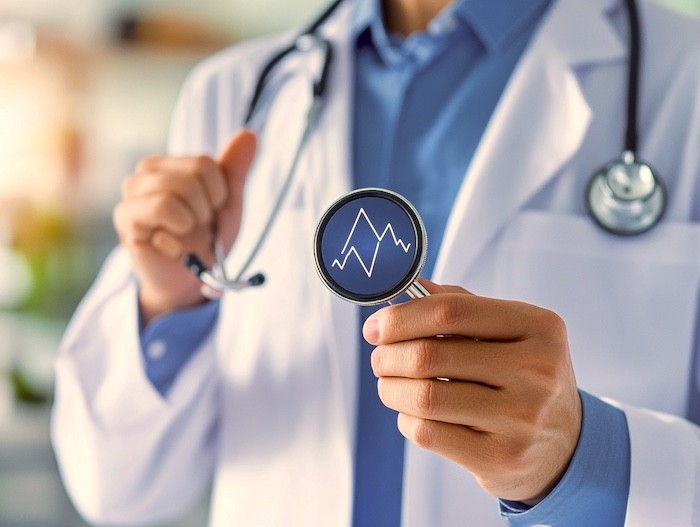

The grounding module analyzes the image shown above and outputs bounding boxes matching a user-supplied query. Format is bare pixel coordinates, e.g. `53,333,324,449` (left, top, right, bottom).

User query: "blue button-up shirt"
141,0,631,524
353,0,557,275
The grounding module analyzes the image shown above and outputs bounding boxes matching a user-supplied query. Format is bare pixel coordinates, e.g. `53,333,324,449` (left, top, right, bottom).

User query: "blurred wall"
0,0,330,40
657,0,700,13
0,2,326,527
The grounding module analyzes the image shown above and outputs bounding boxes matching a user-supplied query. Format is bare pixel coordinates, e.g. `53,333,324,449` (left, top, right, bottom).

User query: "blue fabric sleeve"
139,300,220,396
499,390,630,526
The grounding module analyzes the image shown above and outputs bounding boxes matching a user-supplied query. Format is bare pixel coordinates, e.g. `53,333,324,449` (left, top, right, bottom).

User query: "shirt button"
428,14,458,35
146,340,166,360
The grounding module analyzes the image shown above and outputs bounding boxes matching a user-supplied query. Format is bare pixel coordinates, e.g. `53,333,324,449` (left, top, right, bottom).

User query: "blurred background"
0,0,698,526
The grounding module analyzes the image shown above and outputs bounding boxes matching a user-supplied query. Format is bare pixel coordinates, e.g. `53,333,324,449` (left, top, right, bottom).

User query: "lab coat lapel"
315,0,358,446
404,0,628,522
302,0,359,507
220,5,358,520
433,0,626,284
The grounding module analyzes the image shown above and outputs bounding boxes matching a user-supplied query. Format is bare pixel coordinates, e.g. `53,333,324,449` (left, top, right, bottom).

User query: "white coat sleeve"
50,247,220,525
49,55,235,525
612,402,700,526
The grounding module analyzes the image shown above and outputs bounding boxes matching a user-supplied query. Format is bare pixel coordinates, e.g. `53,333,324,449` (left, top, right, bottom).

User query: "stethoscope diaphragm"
313,188,429,305
586,150,666,235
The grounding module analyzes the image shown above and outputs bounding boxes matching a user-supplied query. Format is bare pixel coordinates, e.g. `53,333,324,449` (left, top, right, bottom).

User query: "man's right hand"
113,130,257,324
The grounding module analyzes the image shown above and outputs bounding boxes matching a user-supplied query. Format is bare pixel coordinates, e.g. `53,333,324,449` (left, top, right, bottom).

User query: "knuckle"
410,418,436,449
135,155,159,173
151,230,181,259
476,433,505,470
507,385,559,447
193,155,215,175
415,379,437,416
153,194,174,217
433,295,468,330
181,176,200,202
483,430,532,473
500,438,531,471
514,393,547,431
380,305,402,336
535,308,568,343
528,308,572,384
153,194,192,232
410,339,436,376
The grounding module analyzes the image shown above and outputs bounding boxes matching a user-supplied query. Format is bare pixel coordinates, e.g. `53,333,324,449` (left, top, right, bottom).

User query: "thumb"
217,129,257,197
215,129,257,248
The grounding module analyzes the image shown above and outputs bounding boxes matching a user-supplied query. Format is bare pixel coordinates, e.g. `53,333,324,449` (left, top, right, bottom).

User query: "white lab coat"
52,0,700,525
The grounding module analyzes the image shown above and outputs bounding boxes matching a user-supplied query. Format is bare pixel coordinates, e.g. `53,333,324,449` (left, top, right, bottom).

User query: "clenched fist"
113,130,257,323
365,280,582,504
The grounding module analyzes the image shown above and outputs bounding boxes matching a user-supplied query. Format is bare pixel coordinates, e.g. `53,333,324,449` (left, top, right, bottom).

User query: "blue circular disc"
314,188,426,305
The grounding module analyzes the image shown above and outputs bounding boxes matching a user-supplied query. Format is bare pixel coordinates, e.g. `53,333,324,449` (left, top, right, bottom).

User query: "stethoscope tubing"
185,0,664,295
244,0,341,124
232,96,323,283
623,0,641,153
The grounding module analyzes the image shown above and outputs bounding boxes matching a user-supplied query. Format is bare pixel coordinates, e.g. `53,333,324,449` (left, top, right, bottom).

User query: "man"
52,0,700,525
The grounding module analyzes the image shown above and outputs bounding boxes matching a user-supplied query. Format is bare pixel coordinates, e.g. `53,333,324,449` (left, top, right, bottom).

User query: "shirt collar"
453,0,553,53
352,0,552,54
352,0,377,39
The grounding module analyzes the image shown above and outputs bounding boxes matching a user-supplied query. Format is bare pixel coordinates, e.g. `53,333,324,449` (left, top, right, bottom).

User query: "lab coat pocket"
492,210,700,414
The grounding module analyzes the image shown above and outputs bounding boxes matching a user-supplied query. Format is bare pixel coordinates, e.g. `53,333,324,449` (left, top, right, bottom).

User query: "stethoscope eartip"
183,253,207,276
248,273,266,286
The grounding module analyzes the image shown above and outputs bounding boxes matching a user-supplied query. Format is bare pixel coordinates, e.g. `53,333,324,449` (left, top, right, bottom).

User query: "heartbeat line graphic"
331,208,411,278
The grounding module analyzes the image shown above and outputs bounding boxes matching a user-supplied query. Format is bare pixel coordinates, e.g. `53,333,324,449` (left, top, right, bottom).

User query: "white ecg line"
331,208,411,278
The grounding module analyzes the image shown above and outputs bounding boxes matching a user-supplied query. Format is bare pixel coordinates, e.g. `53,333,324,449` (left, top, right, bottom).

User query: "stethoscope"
183,0,342,298
586,0,666,235
184,0,666,299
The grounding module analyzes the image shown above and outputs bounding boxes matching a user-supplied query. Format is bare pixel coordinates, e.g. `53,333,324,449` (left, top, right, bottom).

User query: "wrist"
139,283,208,326
499,392,630,525
500,388,582,505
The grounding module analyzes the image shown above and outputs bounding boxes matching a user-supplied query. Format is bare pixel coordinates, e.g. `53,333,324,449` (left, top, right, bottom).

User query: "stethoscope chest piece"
313,188,428,305
586,150,666,235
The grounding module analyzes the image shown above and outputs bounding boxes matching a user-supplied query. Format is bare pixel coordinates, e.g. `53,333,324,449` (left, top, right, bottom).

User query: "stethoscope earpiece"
586,150,666,235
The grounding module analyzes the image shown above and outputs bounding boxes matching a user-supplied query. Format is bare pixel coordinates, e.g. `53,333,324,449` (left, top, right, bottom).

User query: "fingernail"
363,316,380,344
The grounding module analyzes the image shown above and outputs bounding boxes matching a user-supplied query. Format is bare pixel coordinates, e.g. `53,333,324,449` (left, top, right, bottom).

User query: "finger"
123,171,213,224
215,130,257,248
218,129,257,207
396,413,500,482
113,194,197,244
364,293,549,344
150,230,184,259
378,377,503,429
114,206,186,261
137,155,228,210
371,337,516,386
